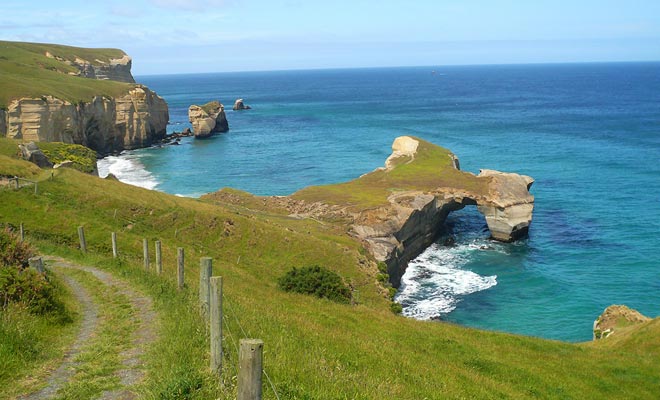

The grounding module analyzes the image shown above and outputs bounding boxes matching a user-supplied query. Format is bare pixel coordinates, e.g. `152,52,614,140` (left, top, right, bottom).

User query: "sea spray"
97,152,160,190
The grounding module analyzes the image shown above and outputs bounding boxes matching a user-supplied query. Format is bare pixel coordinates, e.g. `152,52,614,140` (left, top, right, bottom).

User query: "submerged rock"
593,305,650,340
188,101,229,138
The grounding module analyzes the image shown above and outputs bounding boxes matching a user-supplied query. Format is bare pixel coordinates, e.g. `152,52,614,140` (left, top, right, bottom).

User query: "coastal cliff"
0,41,168,154
4,87,168,154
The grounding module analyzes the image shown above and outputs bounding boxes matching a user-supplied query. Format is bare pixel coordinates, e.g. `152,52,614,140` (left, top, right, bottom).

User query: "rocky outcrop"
233,98,251,111
593,305,650,340
3,86,168,155
45,51,135,83
188,101,229,138
18,142,53,168
351,136,534,287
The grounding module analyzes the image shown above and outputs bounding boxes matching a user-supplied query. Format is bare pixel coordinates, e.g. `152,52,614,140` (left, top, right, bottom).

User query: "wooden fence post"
200,257,213,318
177,247,185,289
238,339,264,400
111,232,118,258
19,223,24,242
34,182,38,195
28,256,44,273
143,238,150,270
210,276,223,374
155,240,163,275
14,177,19,189
78,226,87,253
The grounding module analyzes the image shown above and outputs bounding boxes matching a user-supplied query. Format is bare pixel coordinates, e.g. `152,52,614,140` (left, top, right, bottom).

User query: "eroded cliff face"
45,51,135,83
352,138,534,287
4,86,168,154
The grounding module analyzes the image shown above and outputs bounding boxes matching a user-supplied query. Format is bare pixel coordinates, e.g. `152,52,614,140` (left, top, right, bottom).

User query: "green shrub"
0,268,66,315
0,228,34,268
278,265,351,304
390,302,403,315
39,142,97,174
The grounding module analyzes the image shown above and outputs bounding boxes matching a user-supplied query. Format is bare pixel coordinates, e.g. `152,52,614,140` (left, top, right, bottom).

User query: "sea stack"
188,101,229,138
232,98,251,111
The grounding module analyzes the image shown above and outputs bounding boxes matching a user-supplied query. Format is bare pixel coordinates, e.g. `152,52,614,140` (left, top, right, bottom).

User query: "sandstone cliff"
4,86,168,155
188,101,229,138
45,51,135,83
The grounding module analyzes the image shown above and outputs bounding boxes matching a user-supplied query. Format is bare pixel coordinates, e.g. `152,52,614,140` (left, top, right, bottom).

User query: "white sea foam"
97,152,159,191
395,241,497,320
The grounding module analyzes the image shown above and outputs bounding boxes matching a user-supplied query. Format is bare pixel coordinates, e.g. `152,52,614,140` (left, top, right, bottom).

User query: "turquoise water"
99,63,660,341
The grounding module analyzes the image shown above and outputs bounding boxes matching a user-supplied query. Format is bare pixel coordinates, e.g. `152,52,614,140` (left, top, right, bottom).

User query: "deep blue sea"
98,63,660,342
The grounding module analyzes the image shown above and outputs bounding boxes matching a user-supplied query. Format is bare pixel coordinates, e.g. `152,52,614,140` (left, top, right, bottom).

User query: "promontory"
0,40,168,155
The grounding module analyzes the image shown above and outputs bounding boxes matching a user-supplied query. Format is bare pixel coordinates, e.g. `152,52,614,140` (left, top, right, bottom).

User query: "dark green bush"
0,268,66,315
390,302,403,315
0,228,34,268
278,265,351,304
0,228,66,316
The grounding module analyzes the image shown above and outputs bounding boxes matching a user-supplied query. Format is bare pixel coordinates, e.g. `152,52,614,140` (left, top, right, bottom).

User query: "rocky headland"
593,304,651,340
204,136,534,287
0,41,169,155
188,101,229,138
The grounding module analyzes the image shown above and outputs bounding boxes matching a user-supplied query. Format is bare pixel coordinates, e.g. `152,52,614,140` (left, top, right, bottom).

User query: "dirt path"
20,256,158,400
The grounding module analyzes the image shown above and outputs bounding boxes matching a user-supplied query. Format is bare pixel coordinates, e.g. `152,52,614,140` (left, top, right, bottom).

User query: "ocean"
97,62,660,342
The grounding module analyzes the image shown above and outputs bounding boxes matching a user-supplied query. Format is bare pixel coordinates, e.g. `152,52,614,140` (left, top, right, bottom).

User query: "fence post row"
177,247,185,289
200,257,213,319
210,275,223,374
78,226,87,253
111,232,118,258
155,240,163,275
238,339,264,400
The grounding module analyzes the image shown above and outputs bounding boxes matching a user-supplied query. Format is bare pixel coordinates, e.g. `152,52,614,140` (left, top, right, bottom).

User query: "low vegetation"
39,142,98,173
278,265,352,304
0,227,76,396
0,136,658,398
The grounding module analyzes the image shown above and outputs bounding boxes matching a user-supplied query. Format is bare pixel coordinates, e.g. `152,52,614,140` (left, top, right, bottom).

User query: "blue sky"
1,0,659,75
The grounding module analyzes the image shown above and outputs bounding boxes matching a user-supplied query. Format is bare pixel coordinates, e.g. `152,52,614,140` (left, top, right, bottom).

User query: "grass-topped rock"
278,265,351,303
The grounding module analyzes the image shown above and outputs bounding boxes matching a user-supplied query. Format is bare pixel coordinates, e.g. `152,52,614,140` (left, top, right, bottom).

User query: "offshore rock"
233,98,251,110
4,87,168,155
593,305,650,340
188,101,229,138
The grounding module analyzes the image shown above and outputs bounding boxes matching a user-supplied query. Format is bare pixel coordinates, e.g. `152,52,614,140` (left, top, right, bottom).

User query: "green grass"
0,40,132,109
0,144,659,398
0,275,78,398
293,137,488,211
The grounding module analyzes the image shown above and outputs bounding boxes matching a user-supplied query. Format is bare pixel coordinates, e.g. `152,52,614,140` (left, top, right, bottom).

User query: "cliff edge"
0,41,168,154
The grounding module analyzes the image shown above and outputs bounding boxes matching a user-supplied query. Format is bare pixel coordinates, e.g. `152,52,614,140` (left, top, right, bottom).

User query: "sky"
1,0,659,75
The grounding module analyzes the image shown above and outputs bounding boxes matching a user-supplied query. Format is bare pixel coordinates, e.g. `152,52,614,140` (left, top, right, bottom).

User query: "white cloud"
148,0,229,11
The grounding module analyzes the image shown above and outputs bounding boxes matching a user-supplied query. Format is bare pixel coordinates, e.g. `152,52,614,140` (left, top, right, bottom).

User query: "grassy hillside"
1,137,659,398
0,40,132,109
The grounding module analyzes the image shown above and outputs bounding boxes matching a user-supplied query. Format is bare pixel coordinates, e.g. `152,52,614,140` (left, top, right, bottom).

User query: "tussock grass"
0,146,659,398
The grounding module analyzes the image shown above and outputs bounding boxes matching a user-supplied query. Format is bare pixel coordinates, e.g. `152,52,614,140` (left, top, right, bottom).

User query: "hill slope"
1,137,659,398
0,40,133,109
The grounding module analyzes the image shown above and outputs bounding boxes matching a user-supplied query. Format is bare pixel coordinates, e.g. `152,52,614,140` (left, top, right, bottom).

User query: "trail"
20,256,158,400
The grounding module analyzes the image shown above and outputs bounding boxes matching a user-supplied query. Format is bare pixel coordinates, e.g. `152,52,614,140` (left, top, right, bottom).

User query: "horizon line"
134,59,660,78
